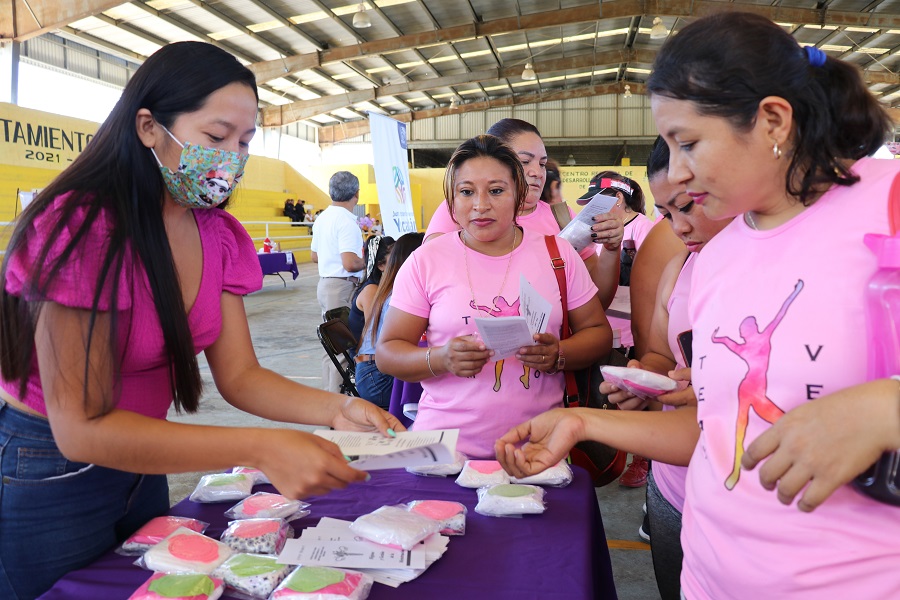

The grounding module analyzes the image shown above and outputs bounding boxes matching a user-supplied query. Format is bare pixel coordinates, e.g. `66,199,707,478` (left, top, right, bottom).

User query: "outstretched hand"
495,408,585,479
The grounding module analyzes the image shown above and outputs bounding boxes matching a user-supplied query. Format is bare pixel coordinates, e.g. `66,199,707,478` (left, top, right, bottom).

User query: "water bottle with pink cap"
854,232,900,505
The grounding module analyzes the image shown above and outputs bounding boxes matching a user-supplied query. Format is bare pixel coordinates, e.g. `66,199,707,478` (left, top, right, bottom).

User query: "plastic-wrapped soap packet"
406,451,467,477
406,500,466,536
118,516,209,556
127,572,224,600
135,527,233,575
474,484,545,517
224,492,310,521
270,566,373,600
220,518,293,555
454,460,510,488
349,505,441,550
189,473,254,503
599,365,678,401
212,553,293,600
509,460,573,487
231,466,271,485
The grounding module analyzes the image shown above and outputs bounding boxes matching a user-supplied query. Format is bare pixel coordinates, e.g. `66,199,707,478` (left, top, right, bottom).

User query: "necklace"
745,211,759,230
462,228,518,315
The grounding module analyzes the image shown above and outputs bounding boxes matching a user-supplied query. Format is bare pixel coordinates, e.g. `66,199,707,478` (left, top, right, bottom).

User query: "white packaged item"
406,451,467,477
474,484,546,517
119,516,208,555
406,500,466,536
454,460,510,488
224,492,310,521
231,466,271,485
137,527,233,574
127,572,224,600
599,365,678,401
212,553,293,599
189,473,254,503
220,518,293,555
349,505,441,550
510,460,574,487
270,566,373,600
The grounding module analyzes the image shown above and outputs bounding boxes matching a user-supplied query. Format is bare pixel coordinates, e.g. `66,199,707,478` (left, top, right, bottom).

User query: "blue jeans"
355,360,394,410
0,399,169,599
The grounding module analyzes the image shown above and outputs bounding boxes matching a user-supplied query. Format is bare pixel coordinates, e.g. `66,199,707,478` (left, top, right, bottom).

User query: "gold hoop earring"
773,142,783,160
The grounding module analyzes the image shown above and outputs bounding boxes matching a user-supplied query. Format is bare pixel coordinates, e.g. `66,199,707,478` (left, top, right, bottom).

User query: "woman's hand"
439,335,493,377
495,408,585,478
600,359,650,411
331,396,406,436
257,429,369,499
515,333,560,373
592,212,624,251
742,379,900,512
658,367,696,408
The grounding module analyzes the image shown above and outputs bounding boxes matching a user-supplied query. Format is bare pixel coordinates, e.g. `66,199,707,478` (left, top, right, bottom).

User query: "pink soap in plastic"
119,516,208,555
407,500,466,536
600,366,677,401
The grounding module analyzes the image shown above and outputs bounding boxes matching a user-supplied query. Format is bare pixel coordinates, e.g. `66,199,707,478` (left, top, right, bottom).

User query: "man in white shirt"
311,171,365,393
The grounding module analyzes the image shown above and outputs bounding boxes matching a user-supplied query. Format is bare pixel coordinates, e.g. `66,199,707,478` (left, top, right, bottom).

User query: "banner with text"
0,103,98,171
369,112,417,237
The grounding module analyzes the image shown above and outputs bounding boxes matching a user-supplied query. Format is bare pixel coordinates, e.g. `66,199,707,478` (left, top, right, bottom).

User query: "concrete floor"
166,261,661,600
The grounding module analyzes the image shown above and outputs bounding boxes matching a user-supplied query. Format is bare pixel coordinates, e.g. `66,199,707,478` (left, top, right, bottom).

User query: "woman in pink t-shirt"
425,118,623,309
378,135,611,458
498,12,900,600
0,43,401,599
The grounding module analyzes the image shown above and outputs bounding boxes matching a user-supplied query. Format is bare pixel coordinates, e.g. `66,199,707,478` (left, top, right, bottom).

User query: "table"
258,251,299,286
39,468,616,600
388,379,420,429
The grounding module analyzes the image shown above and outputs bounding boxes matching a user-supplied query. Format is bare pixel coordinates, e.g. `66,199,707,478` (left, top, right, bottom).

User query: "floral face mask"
151,125,249,209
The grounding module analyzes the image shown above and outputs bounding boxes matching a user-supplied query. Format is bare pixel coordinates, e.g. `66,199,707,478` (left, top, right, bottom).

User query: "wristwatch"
546,347,565,375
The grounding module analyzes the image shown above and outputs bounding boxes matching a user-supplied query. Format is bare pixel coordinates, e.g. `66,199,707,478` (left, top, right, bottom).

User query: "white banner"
369,113,418,238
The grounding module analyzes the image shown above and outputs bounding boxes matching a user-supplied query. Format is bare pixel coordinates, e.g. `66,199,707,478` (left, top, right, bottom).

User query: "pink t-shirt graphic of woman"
711,279,803,489
469,295,535,392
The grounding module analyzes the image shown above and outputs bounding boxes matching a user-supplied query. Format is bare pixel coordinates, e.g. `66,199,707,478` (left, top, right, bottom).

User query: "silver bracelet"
425,347,437,378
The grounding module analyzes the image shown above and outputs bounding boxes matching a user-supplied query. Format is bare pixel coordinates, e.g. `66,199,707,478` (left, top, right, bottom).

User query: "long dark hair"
486,118,542,143
646,136,670,181
363,232,424,348
0,41,258,415
541,158,561,203
445,135,529,225
647,12,892,205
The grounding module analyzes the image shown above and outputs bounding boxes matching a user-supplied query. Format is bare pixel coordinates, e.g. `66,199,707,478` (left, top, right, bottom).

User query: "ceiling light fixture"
352,3,372,28
623,84,632,99
566,154,576,166
650,17,669,40
449,98,459,109
521,62,536,81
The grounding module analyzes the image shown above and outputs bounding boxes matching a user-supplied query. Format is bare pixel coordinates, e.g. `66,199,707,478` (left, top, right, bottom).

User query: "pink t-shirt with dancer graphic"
683,157,900,599
391,228,597,457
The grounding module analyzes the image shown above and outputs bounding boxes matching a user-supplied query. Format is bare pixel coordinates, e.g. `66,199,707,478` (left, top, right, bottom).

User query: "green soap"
286,566,346,592
148,573,215,598
488,484,534,498
208,474,245,486
228,554,280,577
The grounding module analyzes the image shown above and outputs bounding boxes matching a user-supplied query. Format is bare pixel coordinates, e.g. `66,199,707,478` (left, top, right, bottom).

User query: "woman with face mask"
0,42,402,599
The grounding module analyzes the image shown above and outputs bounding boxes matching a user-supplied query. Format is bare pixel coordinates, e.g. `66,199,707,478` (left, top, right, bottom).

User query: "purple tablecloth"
39,468,616,600
258,251,299,280
388,379,421,429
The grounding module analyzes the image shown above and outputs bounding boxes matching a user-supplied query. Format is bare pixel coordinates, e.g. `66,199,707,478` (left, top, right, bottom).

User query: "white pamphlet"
518,274,552,335
557,193,618,252
314,429,459,470
474,317,533,361
277,539,426,569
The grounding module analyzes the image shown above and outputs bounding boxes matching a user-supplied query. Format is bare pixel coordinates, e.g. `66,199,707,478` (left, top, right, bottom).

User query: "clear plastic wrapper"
599,365,677,401
189,473,254,503
223,492,310,521
231,466,271,485
509,461,573,487
406,451,467,477
406,500,466,536
270,566,373,600
127,572,224,600
474,484,546,517
119,516,209,555
220,518,293,555
136,527,233,574
212,553,293,599
454,460,510,488
349,505,442,550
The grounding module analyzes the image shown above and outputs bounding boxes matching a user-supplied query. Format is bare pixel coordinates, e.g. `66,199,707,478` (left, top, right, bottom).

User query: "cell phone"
677,330,693,367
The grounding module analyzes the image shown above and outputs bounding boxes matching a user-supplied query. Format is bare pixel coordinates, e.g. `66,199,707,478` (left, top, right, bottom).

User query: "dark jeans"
647,469,684,600
0,399,169,599
355,360,394,410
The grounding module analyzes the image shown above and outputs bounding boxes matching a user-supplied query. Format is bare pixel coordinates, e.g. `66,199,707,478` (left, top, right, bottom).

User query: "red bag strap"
890,171,900,236
544,235,580,408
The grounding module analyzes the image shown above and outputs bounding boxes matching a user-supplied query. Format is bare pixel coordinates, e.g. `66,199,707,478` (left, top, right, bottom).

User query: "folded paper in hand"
314,429,459,471
557,193,618,252
474,275,553,361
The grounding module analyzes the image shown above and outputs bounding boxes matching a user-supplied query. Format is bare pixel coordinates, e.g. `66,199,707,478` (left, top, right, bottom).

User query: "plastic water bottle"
854,233,900,505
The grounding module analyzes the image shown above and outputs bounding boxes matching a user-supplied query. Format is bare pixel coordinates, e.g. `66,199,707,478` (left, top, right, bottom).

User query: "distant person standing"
311,171,366,393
